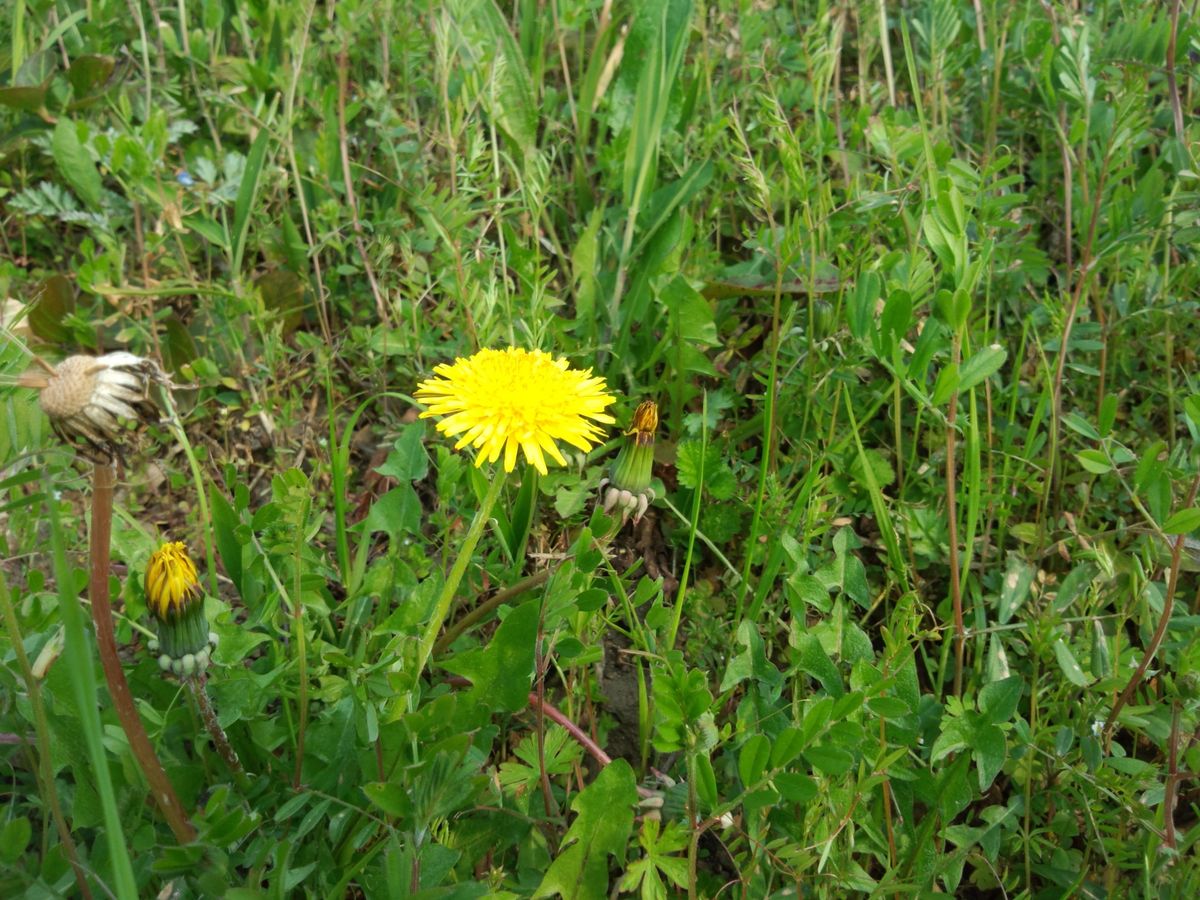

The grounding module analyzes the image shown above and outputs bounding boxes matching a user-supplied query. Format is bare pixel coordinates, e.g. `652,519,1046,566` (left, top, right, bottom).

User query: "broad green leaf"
441,600,538,712
1061,411,1101,441
1075,449,1111,475
375,424,430,482
803,742,854,777
738,733,771,788
209,485,244,598
357,787,410,820
957,344,1007,392
361,485,421,540
978,676,1023,725
931,363,959,406
534,760,636,900
29,274,75,345
52,118,103,209
773,772,817,804
973,724,1006,791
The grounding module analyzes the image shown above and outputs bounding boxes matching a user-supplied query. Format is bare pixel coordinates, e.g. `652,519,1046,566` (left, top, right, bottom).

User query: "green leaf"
738,733,771,788
773,771,817,804
67,54,116,97
848,271,880,342
803,742,855,776
794,634,844,698
52,118,103,209
231,122,273,274
1162,507,1200,535
29,274,75,345
931,363,959,406
1053,639,1089,687
209,485,245,599
0,816,31,865
361,485,422,540
1062,412,1101,441
534,760,636,900
957,344,1007,392
978,676,1023,725
376,424,430,482
997,554,1035,625
1075,449,1111,475
972,724,1006,791
441,600,538,712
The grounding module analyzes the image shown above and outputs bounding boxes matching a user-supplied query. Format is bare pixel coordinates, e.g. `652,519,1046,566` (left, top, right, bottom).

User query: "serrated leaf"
376,423,430,482
441,600,538,712
534,760,636,900
362,485,422,540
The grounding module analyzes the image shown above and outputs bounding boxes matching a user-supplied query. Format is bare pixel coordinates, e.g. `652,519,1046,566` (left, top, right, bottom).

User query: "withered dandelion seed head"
30,352,171,462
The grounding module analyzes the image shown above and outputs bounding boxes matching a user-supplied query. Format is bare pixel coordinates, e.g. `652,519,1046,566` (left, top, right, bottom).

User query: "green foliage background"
3,0,1200,896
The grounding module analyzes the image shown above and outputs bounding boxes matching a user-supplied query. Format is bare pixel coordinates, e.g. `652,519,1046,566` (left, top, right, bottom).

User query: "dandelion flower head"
145,541,202,622
415,347,616,475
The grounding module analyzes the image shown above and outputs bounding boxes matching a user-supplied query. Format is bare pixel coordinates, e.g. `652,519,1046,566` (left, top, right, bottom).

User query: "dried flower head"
600,400,658,525
144,541,215,678
25,353,170,462
414,347,616,475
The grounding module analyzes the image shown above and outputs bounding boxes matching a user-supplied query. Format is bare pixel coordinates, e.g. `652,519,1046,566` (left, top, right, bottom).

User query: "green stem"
668,394,706,649
161,392,218,597
0,572,93,899
414,469,509,681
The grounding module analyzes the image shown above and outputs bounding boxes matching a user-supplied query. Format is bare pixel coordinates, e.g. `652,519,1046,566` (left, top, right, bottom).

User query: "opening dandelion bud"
145,542,211,676
600,400,658,524
27,352,172,462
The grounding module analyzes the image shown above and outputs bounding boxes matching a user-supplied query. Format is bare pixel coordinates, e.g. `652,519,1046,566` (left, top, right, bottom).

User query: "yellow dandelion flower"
145,541,202,622
415,347,616,475
145,541,214,677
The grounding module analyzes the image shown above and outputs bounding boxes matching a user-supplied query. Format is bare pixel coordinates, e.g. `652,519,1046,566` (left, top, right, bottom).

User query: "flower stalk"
413,469,508,680
90,463,195,843
189,676,250,792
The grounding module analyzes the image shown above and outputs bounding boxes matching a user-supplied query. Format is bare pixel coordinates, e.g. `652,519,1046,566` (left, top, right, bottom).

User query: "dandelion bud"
599,401,658,524
27,353,171,462
145,542,212,677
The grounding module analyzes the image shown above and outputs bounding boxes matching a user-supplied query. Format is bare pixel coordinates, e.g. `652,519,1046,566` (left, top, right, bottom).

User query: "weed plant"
2,0,1200,897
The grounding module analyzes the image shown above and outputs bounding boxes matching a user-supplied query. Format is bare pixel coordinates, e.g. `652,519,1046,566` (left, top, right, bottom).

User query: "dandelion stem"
89,462,196,843
189,676,250,792
414,469,508,681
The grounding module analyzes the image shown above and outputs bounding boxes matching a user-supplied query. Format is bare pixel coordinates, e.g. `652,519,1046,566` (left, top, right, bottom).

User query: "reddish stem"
91,463,195,843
